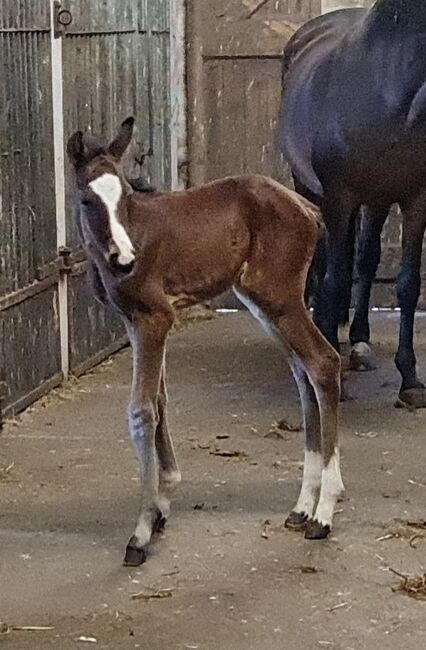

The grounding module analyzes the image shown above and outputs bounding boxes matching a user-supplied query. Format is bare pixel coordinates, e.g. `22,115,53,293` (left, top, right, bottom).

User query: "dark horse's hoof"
285,511,309,531
304,520,331,540
349,343,377,372
396,387,426,410
123,536,147,567
122,509,167,567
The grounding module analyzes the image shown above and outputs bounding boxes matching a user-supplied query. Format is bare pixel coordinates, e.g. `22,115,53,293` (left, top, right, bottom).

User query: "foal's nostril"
120,259,135,274
109,251,119,265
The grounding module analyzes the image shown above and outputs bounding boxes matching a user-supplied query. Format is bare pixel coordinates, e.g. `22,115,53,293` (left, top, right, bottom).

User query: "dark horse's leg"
313,190,357,352
349,205,389,371
395,194,426,408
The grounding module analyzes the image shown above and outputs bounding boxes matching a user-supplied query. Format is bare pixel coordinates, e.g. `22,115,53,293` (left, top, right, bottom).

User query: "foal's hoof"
304,520,331,540
349,343,376,372
153,509,167,533
396,387,426,410
285,511,308,531
123,536,147,567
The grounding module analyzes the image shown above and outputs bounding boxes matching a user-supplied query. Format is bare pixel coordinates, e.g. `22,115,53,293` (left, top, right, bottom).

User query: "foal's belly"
162,227,251,308
163,261,245,308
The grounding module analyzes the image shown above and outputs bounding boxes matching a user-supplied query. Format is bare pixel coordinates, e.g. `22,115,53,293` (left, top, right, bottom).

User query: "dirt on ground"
1,311,426,650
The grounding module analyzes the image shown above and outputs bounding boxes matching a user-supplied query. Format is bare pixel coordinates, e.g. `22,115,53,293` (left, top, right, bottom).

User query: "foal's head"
67,117,136,269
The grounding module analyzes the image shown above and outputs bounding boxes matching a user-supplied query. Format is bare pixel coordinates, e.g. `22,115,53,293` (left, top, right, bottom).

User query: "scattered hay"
390,569,426,601
131,587,173,601
260,519,288,539
377,520,426,547
264,429,286,440
210,448,248,459
265,419,301,439
276,419,302,432
0,623,54,634
0,461,14,482
300,566,318,575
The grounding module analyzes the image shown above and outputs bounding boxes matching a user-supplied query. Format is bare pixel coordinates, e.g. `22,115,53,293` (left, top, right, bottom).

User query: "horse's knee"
128,403,159,442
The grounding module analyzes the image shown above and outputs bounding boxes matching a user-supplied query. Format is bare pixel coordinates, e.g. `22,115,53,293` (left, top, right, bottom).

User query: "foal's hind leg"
273,308,343,538
155,364,181,520
285,367,323,530
124,311,173,566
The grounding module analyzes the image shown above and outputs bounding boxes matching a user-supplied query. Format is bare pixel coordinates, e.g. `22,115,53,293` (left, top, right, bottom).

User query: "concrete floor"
1,311,426,649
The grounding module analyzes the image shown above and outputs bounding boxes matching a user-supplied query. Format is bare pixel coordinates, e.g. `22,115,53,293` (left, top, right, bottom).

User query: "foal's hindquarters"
116,177,343,566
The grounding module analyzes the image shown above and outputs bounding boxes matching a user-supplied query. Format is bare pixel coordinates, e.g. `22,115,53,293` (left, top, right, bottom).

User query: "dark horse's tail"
307,208,358,326
295,176,357,326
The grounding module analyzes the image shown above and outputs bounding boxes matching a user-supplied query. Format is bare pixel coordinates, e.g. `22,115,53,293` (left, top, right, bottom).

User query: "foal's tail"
339,211,357,326
292,174,358,323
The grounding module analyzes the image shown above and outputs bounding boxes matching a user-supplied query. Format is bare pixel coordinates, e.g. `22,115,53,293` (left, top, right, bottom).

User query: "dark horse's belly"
280,5,426,205
313,125,426,205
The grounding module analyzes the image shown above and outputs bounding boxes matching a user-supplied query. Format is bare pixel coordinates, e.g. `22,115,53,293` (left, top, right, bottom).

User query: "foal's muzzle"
107,243,135,274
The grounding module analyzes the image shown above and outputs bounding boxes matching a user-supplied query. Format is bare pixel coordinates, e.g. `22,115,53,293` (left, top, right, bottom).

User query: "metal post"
170,0,187,190
50,0,69,378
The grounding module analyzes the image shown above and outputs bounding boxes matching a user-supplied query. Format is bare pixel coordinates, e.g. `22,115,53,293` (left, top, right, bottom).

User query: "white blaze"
89,173,135,266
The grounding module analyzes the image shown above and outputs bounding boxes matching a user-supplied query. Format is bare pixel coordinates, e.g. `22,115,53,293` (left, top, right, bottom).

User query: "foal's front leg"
124,312,173,567
155,366,181,520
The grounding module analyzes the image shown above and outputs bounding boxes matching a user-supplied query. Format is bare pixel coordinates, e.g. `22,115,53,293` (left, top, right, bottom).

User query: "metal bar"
202,53,281,60
50,0,69,378
0,276,59,313
2,373,63,420
0,28,50,33
170,0,187,190
71,336,129,377
36,248,85,280
186,0,206,186
245,0,271,19
65,29,138,36
70,260,89,277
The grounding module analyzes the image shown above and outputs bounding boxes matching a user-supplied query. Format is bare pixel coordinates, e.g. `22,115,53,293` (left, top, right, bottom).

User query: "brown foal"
67,118,343,567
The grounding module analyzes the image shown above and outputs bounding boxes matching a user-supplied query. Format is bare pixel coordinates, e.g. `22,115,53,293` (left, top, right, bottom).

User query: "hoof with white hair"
285,511,309,531
304,519,331,540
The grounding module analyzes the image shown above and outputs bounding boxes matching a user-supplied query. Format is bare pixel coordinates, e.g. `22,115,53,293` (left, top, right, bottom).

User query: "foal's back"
123,175,320,305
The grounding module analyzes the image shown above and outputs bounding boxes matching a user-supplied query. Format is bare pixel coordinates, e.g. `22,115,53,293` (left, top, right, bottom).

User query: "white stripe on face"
89,173,135,266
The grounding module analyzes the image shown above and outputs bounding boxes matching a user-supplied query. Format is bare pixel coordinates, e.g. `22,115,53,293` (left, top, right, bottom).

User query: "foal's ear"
108,116,135,160
67,131,86,168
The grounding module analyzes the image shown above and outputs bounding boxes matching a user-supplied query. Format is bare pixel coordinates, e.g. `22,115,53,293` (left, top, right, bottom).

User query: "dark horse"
279,0,426,408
